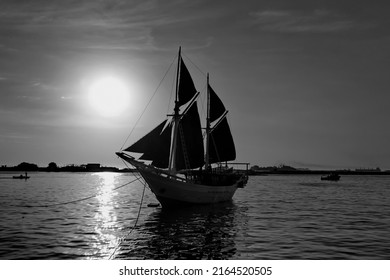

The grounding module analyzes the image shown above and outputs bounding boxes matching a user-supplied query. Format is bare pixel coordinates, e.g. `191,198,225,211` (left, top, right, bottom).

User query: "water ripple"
1,173,390,259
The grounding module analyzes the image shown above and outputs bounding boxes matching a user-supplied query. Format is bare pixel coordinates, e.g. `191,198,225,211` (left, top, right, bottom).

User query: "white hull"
139,169,239,207
117,153,244,208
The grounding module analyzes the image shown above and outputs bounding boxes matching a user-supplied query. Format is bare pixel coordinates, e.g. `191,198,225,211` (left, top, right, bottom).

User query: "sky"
0,0,389,170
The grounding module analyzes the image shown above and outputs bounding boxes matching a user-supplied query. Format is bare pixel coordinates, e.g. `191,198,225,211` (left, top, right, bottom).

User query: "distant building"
355,167,381,172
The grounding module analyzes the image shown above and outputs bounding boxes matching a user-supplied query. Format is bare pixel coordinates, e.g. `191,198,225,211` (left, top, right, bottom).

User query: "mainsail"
177,57,197,107
209,85,226,122
205,81,235,167
175,101,204,170
209,115,236,164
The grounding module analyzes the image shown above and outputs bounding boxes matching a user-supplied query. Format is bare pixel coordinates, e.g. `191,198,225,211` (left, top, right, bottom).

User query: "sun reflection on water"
91,172,121,259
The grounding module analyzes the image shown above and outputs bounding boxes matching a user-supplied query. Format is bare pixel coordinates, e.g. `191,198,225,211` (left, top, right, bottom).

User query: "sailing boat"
116,47,248,208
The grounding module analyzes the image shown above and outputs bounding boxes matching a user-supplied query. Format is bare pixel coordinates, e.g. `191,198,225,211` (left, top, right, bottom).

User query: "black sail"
124,120,172,168
177,58,197,107
209,85,226,122
141,123,172,168
175,102,204,170
209,116,236,164
124,120,167,153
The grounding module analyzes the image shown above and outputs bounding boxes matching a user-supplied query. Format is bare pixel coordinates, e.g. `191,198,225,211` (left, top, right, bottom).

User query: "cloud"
0,0,217,52
0,1,151,50
250,9,366,33
0,132,32,141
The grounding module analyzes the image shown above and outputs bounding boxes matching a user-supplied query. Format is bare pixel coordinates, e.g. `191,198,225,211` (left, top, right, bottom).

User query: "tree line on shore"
249,164,389,175
0,162,134,172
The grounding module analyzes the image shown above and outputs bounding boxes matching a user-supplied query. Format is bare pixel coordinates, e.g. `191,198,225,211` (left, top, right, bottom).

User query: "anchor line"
18,176,142,208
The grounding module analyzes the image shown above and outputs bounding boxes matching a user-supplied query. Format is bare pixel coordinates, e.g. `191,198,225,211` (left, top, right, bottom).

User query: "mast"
168,46,181,174
205,73,211,170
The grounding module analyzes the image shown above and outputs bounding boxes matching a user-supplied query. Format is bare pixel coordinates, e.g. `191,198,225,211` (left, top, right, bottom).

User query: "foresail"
209,116,236,164
141,122,172,168
124,120,172,168
175,101,204,170
177,58,197,107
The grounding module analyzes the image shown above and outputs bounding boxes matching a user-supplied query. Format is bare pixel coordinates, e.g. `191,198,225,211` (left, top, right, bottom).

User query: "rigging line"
182,53,207,78
120,55,177,151
21,177,141,208
108,175,147,260
166,66,176,116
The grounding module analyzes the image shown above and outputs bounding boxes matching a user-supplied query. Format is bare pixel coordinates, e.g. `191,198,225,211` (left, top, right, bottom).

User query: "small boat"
13,174,30,180
116,47,248,208
321,173,340,181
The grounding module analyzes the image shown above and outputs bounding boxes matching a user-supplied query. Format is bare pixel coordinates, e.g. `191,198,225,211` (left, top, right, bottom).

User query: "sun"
88,77,130,117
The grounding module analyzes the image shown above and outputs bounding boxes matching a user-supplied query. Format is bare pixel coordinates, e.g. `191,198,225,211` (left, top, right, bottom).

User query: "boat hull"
138,168,239,208
321,174,340,181
116,152,244,208
13,176,30,179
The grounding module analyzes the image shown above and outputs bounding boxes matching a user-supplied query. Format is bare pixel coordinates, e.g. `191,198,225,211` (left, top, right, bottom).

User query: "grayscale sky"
1,0,389,170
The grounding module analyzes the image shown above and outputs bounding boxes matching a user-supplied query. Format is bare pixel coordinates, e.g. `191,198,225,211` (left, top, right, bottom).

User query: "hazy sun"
88,77,130,117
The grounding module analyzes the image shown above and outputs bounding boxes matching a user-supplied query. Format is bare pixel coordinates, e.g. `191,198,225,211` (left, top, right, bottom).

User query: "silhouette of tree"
17,162,39,171
47,162,58,171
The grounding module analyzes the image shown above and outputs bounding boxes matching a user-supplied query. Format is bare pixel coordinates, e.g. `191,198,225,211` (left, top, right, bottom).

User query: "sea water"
1,172,389,259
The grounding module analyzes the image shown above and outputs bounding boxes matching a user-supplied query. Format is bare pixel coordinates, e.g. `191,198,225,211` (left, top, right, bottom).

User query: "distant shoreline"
0,163,135,173
2,162,389,176
2,169,390,176
248,170,390,176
